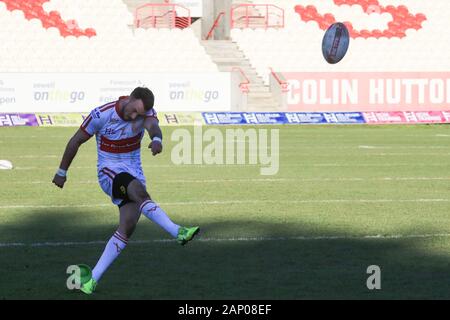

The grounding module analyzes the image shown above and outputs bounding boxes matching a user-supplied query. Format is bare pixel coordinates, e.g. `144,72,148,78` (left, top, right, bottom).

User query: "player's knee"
135,188,150,202
128,181,151,203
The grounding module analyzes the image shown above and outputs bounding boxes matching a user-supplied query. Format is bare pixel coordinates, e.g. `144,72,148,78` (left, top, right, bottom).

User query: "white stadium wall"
0,73,231,113
232,0,450,78
230,0,450,115
0,0,234,112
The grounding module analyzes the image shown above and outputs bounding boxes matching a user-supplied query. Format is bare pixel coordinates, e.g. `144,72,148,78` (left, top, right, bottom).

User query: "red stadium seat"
294,0,427,39
0,0,97,38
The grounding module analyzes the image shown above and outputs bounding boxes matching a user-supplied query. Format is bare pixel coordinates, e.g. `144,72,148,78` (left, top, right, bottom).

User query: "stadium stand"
230,0,449,84
2,0,446,110
0,0,217,72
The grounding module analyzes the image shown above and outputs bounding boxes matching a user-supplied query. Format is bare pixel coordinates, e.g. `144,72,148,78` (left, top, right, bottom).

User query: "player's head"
123,87,155,121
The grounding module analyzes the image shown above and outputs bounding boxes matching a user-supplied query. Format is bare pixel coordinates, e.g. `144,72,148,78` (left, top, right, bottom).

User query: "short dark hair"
130,87,154,111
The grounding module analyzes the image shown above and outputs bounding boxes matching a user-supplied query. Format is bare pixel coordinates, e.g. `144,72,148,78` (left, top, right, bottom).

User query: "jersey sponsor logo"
100,133,143,154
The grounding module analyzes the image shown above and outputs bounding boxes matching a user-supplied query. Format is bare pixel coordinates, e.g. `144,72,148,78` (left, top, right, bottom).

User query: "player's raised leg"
81,203,140,295
127,179,200,245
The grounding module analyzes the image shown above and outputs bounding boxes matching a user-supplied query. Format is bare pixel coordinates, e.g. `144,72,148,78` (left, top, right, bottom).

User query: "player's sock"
92,231,128,282
140,200,180,238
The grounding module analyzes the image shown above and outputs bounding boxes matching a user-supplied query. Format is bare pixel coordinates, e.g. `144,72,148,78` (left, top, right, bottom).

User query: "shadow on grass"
1,208,450,300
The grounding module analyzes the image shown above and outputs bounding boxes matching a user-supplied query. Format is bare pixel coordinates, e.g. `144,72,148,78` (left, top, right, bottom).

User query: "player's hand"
52,174,67,189
149,140,163,156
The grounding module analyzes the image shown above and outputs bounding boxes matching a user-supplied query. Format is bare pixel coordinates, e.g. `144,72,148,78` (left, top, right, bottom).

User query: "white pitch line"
6,177,450,185
16,155,59,159
0,204,110,209
0,136,70,139
310,163,450,167
361,153,450,156
9,163,450,171
356,146,449,149
2,233,450,248
0,199,449,210
7,152,450,160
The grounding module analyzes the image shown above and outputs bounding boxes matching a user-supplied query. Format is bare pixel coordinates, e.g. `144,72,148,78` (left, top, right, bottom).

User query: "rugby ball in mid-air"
322,22,350,64
0,160,13,170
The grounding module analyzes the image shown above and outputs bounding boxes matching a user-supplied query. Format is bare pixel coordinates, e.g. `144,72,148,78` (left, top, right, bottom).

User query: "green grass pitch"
0,124,449,299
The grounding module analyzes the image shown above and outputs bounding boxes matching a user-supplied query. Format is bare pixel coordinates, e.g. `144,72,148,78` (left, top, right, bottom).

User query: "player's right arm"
52,108,104,189
52,129,91,189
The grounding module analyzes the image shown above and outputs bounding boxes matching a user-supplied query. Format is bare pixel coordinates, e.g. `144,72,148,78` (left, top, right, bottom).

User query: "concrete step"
246,104,279,110
247,77,263,83
216,63,252,69
204,45,241,50
204,47,242,52
219,63,258,71
247,86,271,93
241,68,257,74
246,105,280,111
248,82,269,87
204,51,246,58
205,50,245,56
248,92,274,98
249,82,267,88
247,99,278,106
216,62,252,69
202,43,239,49
210,57,250,64
248,99,278,105
248,79,265,85
201,41,239,47
202,40,237,43
246,73,263,79
240,69,259,76
204,46,240,51
246,104,280,108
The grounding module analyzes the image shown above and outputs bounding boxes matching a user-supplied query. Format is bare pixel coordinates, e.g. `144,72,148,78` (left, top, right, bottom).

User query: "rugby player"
52,87,200,294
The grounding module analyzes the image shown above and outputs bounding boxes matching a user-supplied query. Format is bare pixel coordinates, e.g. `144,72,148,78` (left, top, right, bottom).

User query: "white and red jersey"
80,96,158,173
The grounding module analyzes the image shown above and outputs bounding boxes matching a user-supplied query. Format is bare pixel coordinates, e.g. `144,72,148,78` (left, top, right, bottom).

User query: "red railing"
231,4,284,29
135,3,191,29
232,67,250,93
206,11,225,40
269,68,289,93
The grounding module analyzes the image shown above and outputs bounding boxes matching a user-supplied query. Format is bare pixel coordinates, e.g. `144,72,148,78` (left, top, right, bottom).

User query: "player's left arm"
144,116,163,156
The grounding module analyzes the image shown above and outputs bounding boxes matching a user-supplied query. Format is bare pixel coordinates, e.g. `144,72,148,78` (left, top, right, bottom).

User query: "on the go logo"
66,265,82,290
366,265,381,290
34,90,85,103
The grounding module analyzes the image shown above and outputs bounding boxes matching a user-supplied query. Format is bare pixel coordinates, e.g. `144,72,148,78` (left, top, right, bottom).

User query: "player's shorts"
98,164,147,207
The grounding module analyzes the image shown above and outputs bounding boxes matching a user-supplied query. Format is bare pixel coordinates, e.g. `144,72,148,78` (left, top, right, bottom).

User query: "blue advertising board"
202,112,366,125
